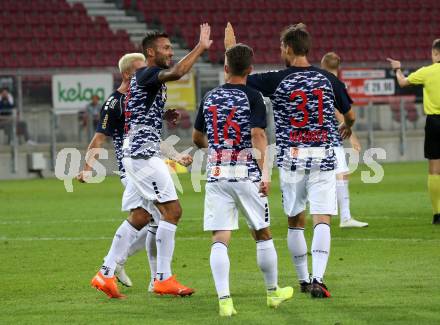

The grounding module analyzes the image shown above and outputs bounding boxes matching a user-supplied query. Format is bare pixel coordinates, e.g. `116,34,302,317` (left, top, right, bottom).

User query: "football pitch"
1,161,439,324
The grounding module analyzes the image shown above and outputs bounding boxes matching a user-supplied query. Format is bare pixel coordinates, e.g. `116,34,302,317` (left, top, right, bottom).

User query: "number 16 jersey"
194,83,267,183
247,66,352,171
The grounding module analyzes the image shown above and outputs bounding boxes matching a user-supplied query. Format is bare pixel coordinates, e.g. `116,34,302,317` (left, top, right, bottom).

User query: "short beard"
156,58,170,69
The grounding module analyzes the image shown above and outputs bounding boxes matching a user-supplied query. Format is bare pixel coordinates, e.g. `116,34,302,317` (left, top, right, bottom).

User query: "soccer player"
192,44,293,316
225,23,356,298
387,39,440,225
123,24,212,296
321,52,368,228
78,53,155,298
78,53,190,298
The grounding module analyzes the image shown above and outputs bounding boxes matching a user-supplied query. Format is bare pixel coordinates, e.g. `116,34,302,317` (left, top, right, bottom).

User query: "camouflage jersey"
124,66,167,159
247,66,352,171
194,83,267,183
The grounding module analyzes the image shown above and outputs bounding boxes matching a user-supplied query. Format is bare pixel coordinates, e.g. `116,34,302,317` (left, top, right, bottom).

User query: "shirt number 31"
290,89,324,127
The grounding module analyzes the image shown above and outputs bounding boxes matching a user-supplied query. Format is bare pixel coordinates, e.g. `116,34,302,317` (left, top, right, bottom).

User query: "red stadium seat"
123,0,133,9
72,2,87,15
3,0,439,67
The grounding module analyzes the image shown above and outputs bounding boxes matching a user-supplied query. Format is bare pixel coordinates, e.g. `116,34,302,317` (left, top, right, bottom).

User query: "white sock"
287,227,309,282
112,225,147,266
210,242,230,298
146,225,158,281
311,223,331,283
155,220,176,281
256,239,278,290
102,220,138,278
337,180,351,222
125,225,148,259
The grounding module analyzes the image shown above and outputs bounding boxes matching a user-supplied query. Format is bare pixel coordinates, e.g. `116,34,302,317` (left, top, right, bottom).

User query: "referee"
387,39,440,224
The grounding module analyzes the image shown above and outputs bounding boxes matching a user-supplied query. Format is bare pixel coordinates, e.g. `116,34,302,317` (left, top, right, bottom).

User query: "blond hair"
321,52,341,71
118,53,146,73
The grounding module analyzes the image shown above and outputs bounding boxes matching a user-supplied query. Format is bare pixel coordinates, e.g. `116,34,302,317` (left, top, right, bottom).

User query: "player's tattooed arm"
387,58,411,87
224,22,236,50
77,132,107,183
158,23,212,83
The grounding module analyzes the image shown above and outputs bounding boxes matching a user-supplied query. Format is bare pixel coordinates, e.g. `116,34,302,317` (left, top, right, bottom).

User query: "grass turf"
1,161,439,324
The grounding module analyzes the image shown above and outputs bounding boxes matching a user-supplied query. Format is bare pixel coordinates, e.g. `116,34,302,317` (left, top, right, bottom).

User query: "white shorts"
334,146,349,174
121,177,161,224
122,156,178,203
203,181,270,231
279,168,337,217
120,177,128,188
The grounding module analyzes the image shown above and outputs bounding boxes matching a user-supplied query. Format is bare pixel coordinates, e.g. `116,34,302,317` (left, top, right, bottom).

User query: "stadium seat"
2,0,439,67
0,0,137,68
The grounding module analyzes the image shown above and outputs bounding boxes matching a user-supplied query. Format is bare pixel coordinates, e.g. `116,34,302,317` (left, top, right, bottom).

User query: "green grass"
1,161,439,324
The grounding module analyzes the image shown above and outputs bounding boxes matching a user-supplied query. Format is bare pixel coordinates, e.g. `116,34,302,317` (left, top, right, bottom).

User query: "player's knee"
312,214,331,226
161,205,182,224
429,160,440,174
170,205,182,222
212,230,231,245
128,208,151,229
254,227,272,241
288,214,306,228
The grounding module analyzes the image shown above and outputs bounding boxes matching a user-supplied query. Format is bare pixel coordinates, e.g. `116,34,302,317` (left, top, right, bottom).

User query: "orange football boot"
91,271,126,299
153,275,194,296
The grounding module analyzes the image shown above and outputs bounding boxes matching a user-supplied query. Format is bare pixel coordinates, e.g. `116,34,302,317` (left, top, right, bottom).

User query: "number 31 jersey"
247,66,352,171
194,83,267,183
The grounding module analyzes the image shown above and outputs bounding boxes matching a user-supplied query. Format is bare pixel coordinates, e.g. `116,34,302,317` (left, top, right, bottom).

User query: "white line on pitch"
0,215,423,225
0,236,438,243
0,219,124,225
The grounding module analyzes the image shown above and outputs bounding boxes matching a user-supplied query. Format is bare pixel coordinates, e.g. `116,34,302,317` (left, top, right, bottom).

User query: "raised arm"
158,24,212,83
224,22,237,50
387,58,411,87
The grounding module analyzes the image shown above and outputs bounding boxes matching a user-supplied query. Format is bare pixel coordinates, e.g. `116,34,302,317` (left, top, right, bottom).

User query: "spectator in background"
85,94,102,129
0,88,35,145
0,88,14,112
79,95,102,140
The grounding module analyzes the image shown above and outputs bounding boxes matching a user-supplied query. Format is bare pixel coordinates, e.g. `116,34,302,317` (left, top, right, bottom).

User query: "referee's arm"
387,58,411,87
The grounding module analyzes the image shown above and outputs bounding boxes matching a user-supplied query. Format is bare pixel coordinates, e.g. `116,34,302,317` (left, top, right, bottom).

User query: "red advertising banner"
340,68,395,104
